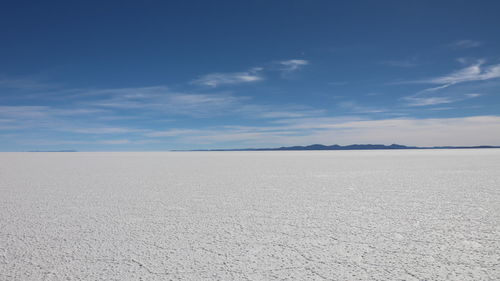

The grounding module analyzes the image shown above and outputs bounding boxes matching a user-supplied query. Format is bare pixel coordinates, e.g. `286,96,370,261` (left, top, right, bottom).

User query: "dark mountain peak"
181,143,499,152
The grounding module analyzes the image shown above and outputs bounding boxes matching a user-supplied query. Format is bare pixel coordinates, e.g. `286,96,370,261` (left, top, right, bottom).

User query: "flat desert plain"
0,150,499,280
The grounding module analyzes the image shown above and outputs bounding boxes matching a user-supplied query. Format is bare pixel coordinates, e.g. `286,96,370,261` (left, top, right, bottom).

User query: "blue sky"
1,0,500,151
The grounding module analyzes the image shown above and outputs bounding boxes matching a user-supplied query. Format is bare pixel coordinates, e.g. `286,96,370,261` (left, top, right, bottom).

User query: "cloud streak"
448,40,483,49
402,61,499,106
80,86,323,119
278,59,309,72
426,61,500,86
404,93,482,107
192,68,263,87
192,59,309,87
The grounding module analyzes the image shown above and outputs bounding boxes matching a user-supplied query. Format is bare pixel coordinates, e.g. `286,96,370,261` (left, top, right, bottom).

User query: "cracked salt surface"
0,150,499,280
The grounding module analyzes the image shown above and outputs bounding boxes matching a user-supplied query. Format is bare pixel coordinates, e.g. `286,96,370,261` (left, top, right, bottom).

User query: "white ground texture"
0,150,499,281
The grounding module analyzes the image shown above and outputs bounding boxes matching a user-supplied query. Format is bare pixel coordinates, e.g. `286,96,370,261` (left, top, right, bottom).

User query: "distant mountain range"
182,144,500,151
27,150,77,152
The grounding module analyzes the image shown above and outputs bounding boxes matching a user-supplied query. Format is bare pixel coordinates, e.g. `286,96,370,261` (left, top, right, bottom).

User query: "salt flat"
0,150,499,280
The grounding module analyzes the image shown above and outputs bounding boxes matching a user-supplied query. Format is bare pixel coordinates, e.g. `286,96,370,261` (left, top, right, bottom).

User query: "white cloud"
465,93,481,98
405,96,455,106
427,61,500,85
0,105,146,139
1,85,328,145
82,85,325,120
0,105,110,132
68,86,169,99
145,129,204,137
448,40,483,49
279,59,309,72
405,93,481,107
82,87,246,117
255,111,317,118
338,101,386,113
237,104,324,119
190,59,308,87
98,139,131,145
166,93,240,109
0,76,54,90
0,106,51,119
427,107,454,111
400,61,500,91
192,69,263,87
402,61,498,106
26,139,136,146
65,127,143,134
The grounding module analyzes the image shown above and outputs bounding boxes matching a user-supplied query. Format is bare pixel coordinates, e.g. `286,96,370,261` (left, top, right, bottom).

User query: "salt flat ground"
0,150,499,281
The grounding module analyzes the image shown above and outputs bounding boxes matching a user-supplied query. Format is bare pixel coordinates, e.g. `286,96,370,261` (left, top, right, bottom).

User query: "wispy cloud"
338,101,386,113
145,128,204,138
0,84,326,144
70,86,169,99
278,59,309,72
237,104,324,119
404,96,455,106
448,40,483,49
64,127,144,134
426,60,500,86
26,138,136,146
0,105,103,121
192,68,263,87
80,86,246,117
79,85,324,120
427,107,454,111
396,60,500,88
0,76,54,90
98,139,131,145
0,105,144,137
402,60,499,106
192,59,309,87
465,93,482,98
405,93,482,107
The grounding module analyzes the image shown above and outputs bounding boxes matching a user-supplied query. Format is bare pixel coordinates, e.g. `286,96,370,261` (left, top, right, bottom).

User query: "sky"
1,0,500,151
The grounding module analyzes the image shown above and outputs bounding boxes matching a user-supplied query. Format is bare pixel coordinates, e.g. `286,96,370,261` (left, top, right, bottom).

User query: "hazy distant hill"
27,150,77,152
183,144,500,151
